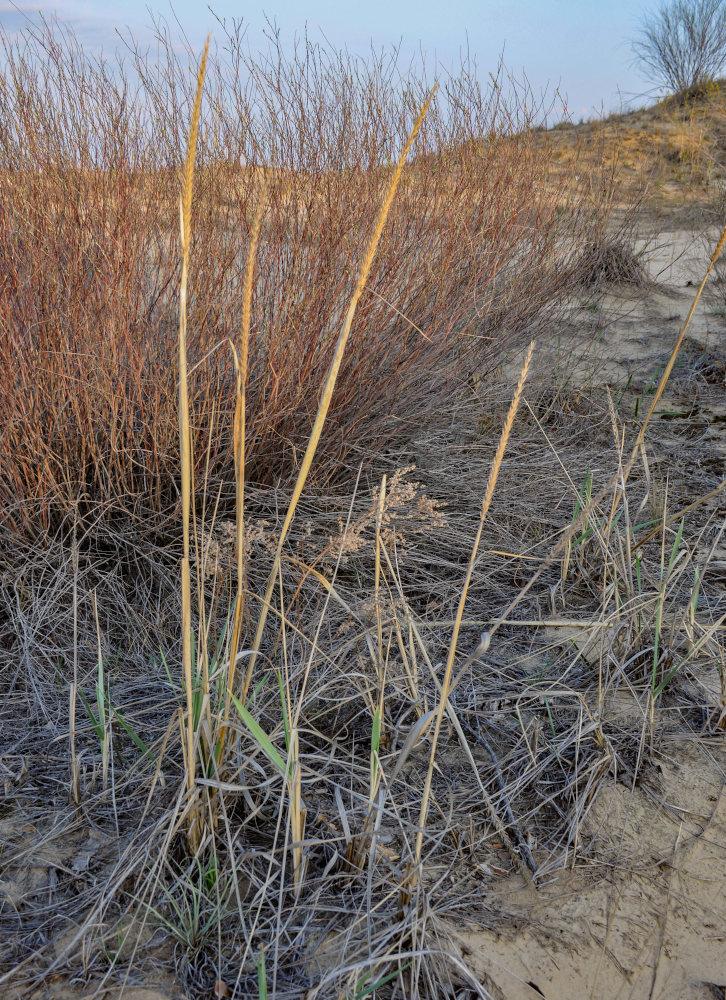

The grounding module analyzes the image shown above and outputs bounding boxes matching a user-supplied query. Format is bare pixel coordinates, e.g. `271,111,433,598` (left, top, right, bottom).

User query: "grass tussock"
574,238,649,288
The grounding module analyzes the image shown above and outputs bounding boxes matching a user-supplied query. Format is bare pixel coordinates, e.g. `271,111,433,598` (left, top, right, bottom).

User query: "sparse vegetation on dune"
1,15,725,1000
540,74,726,226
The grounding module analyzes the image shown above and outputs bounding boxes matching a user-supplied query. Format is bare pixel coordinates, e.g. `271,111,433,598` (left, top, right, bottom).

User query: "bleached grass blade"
412,340,534,880
178,35,210,851
219,189,267,763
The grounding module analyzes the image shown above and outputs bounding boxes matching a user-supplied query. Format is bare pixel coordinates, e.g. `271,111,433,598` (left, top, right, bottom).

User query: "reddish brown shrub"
0,17,631,537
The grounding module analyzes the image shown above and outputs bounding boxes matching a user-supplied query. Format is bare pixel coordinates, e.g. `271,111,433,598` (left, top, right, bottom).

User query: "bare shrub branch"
0,17,634,540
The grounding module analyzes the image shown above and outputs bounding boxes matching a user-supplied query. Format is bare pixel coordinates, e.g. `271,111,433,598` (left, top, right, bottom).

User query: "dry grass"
1,375,724,997
539,77,726,227
1,15,725,1000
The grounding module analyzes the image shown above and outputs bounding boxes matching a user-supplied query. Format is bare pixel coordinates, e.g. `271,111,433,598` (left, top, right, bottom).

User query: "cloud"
0,1,144,50
0,0,98,18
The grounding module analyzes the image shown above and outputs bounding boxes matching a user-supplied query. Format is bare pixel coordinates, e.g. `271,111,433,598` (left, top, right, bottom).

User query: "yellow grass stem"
412,340,534,879
631,478,726,552
375,475,386,674
178,35,210,852
241,87,437,703
218,189,267,761
70,526,79,805
289,728,306,896
635,224,726,453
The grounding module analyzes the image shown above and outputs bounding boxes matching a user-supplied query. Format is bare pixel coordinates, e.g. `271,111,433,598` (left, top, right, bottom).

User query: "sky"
0,0,663,120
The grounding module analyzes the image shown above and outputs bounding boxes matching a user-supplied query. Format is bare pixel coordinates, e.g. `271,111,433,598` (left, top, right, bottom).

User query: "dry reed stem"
178,35,210,852
69,525,79,804
288,727,306,896
375,475,387,675
90,589,109,792
411,340,534,882
241,87,437,703
631,479,726,552
220,188,267,761
632,222,726,458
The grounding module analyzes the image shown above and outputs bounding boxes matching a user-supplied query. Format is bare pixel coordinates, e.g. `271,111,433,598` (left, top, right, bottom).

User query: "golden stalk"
218,188,267,761
241,87,437,704
411,340,535,879
178,35,210,852
374,474,387,675
289,728,306,896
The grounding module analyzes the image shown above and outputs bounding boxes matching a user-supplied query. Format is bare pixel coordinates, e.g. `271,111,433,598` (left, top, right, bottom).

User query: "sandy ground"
446,739,726,999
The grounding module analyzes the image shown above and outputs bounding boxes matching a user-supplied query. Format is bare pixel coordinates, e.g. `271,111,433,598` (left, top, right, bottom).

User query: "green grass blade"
257,946,268,1000
110,706,158,767
352,962,412,999
229,692,286,776
276,669,291,753
78,687,102,744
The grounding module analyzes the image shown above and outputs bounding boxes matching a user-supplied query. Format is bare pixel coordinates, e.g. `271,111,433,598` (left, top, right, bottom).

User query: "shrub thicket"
0,17,627,537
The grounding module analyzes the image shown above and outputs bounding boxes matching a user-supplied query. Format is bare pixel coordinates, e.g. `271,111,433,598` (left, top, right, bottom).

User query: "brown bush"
0,16,632,538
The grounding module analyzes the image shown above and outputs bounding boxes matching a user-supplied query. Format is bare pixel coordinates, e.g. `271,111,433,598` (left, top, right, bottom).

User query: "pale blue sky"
1,0,661,118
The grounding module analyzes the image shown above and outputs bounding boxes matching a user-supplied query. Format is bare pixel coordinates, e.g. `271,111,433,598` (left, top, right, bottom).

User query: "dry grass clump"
3,361,723,999
574,237,648,288
2,361,725,998
0,16,633,540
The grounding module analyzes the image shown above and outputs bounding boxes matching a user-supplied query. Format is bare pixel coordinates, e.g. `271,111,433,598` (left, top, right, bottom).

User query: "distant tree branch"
632,0,726,96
